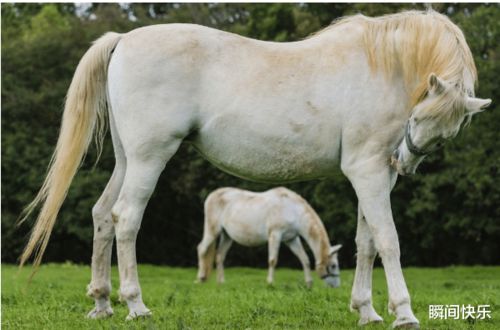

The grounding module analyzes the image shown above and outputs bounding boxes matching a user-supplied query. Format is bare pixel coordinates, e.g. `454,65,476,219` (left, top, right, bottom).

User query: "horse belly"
222,216,269,247
191,114,340,183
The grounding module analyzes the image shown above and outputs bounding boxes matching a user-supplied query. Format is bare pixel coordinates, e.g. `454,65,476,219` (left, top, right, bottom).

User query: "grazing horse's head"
391,73,491,176
323,244,342,288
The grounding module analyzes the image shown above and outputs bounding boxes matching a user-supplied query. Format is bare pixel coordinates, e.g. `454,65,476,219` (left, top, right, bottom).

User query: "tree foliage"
2,3,499,268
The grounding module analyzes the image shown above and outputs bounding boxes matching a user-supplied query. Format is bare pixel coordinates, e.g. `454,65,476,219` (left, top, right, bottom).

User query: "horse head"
323,244,342,288
391,73,491,175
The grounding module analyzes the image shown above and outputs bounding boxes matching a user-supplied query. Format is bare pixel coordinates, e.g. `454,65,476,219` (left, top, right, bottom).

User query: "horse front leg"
350,205,383,325
346,166,419,329
285,237,313,288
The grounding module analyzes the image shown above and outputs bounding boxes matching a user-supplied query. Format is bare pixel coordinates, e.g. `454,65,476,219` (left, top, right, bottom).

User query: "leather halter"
320,273,339,279
404,121,430,157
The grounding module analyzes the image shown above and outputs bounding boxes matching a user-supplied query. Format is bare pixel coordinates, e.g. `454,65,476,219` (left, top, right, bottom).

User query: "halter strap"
404,121,429,156
320,273,339,279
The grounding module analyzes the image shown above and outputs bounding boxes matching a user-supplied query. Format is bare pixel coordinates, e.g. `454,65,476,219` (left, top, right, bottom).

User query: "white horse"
20,10,490,328
196,187,342,288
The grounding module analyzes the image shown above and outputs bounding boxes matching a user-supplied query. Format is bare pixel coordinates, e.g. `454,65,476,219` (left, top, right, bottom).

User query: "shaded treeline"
2,3,499,269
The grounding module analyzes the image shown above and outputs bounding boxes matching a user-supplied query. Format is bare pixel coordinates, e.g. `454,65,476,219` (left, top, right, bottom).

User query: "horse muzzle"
391,149,416,176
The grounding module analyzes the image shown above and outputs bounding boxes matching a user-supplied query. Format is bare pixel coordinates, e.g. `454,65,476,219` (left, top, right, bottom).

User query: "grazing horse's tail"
18,32,122,274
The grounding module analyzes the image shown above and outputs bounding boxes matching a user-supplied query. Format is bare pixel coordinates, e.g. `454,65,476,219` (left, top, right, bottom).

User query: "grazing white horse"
20,10,490,328
196,187,342,288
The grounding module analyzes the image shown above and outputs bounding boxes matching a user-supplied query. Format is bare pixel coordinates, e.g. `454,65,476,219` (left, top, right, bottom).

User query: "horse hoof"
125,309,152,321
392,321,419,329
358,315,383,326
86,307,113,319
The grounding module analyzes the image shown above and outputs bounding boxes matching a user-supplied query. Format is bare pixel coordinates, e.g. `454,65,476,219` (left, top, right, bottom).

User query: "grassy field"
2,264,499,329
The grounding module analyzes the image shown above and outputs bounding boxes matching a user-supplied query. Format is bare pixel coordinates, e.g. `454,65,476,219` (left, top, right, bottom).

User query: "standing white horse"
196,187,342,288
20,10,490,328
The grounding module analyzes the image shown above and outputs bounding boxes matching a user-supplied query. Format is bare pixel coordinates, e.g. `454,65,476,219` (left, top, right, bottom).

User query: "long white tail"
19,32,122,272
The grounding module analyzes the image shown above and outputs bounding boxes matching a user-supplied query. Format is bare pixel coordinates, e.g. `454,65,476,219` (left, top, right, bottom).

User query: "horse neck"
299,208,330,275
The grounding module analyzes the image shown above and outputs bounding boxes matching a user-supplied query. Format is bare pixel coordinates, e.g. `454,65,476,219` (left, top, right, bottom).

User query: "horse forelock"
316,10,477,118
421,90,468,131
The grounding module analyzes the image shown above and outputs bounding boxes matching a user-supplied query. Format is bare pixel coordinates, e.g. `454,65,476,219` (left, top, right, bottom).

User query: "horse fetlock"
125,298,151,321
87,282,111,299
388,298,411,315
196,268,208,282
391,303,419,329
87,295,113,319
196,276,207,283
350,295,372,311
87,306,113,319
355,304,384,325
119,285,141,302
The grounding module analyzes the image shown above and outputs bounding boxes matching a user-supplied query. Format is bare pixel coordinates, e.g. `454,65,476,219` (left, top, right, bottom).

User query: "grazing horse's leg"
346,167,419,329
285,237,313,287
216,231,233,284
197,211,220,283
87,114,125,319
111,140,182,320
350,205,383,325
267,231,282,285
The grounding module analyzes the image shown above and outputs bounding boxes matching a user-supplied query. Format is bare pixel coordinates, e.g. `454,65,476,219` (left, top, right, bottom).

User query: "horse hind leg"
112,139,182,320
196,214,220,283
215,231,233,284
87,114,126,319
86,165,125,319
267,231,282,285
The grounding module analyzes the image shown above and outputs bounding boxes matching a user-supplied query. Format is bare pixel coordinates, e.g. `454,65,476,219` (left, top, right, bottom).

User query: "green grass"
2,264,499,329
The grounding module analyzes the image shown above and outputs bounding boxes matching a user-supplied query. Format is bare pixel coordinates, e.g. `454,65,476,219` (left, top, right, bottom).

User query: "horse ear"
428,73,445,94
329,244,342,255
465,97,492,115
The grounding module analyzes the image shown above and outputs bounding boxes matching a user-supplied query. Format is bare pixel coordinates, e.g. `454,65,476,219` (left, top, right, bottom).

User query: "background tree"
2,3,499,268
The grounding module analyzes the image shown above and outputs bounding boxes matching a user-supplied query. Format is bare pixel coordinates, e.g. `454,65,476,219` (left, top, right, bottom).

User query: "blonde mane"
317,10,477,112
